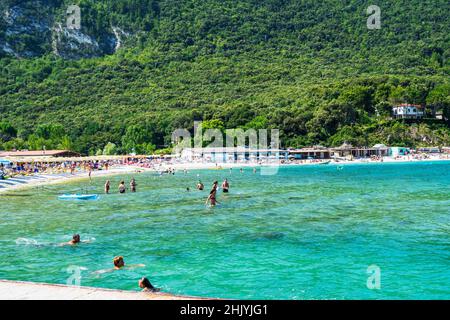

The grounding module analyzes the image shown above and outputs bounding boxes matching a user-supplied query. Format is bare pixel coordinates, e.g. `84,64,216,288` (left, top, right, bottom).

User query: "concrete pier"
0,280,205,300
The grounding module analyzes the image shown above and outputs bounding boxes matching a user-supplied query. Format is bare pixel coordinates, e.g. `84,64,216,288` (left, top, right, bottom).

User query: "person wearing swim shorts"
222,179,229,193
130,178,137,192
119,181,126,194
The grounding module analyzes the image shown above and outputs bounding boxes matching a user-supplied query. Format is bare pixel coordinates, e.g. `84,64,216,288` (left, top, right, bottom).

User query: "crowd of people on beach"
0,160,118,177
0,157,176,180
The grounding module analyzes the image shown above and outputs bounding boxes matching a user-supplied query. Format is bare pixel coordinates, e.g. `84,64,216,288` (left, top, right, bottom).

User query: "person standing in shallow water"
119,181,126,194
105,180,111,194
88,164,92,182
222,179,229,193
206,181,219,206
130,178,137,192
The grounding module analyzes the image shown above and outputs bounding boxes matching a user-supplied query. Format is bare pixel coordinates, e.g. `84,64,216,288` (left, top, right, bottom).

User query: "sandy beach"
0,166,145,194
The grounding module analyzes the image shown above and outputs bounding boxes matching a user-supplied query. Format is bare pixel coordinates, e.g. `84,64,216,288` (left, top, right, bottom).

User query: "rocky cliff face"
0,1,127,59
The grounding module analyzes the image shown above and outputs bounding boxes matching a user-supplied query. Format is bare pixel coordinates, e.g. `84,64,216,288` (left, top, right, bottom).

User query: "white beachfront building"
179,147,289,163
392,104,425,119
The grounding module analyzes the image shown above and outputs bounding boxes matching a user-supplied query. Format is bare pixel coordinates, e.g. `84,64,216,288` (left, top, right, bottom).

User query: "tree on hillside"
427,84,450,121
121,125,155,154
0,122,17,142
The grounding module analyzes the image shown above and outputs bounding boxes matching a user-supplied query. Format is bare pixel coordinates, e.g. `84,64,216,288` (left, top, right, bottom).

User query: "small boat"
318,161,331,165
58,194,99,201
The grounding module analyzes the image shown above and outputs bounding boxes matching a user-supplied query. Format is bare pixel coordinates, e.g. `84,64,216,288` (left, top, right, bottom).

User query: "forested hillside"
0,0,449,155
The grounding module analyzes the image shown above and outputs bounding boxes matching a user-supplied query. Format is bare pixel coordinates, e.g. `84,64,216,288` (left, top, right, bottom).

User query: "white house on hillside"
392,104,425,119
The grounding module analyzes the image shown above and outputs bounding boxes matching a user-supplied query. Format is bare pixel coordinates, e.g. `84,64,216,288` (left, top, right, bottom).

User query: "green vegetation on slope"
0,0,449,154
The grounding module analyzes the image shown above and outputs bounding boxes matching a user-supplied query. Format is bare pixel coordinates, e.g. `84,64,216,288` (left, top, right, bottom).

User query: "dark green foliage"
0,0,449,153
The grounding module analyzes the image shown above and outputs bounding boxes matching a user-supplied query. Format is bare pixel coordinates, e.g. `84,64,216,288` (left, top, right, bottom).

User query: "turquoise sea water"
1,162,450,299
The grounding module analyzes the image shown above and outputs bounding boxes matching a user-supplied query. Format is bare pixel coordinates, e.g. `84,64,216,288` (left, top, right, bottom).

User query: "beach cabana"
180,147,288,163
389,147,411,157
0,158,12,167
289,147,331,160
417,147,441,154
331,143,389,159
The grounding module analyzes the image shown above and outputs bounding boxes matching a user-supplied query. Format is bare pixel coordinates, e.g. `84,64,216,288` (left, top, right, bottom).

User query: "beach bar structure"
389,147,411,157
180,147,289,162
416,147,441,154
330,143,390,159
0,150,80,158
288,147,331,160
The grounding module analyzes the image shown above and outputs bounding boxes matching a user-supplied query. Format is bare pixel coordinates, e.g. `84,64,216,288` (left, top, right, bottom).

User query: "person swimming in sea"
68,234,81,245
92,256,144,275
119,181,126,194
130,178,137,192
197,181,204,191
112,256,145,270
113,256,125,269
139,277,161,293
59,234,91,246
222,179,229,193
205,181,219,207
105,180,111,194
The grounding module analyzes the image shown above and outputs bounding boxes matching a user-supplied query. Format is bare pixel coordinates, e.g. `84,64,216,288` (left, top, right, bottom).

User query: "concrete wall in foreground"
0,280,208,300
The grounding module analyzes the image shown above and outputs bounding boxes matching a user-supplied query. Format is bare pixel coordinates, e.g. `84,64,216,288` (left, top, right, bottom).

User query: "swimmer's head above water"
139,277,158,292
71,234,81,244
113,256,125,269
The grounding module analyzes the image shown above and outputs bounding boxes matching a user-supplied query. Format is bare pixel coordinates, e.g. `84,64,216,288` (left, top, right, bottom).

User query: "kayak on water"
58,194,99,201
